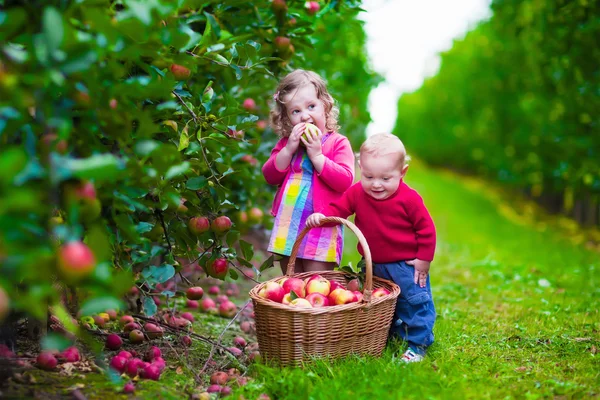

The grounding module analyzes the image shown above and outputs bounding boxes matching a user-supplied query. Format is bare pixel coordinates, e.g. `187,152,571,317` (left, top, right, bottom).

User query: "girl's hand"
406,259,431,288
306,213,326,228
301,125,324,161
285,123,305,153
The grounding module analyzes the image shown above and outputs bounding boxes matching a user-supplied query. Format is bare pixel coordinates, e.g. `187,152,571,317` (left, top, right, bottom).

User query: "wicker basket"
249,217,401,366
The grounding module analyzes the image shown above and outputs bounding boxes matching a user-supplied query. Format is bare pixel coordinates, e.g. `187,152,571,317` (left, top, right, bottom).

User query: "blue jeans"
373,261,436,355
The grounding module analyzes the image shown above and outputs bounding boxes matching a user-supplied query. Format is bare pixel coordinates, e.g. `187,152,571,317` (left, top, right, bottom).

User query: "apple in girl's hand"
258,282,285,303
300,123,319,145
305,277,331,296
290,298,312,308
372,287,391,298
305,292,329,307
328,288,355,305
282,278,306,297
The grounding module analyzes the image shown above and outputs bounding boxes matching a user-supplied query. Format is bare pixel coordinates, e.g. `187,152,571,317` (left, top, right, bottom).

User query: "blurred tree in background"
393,0,599,226
0,0,377,338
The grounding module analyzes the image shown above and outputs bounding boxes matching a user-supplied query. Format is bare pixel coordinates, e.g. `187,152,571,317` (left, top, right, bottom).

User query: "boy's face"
359,153,407,200
284,84,326,134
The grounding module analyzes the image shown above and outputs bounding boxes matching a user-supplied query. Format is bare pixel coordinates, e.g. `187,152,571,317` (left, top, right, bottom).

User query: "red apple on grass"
306,292,329,307
186,299,199,309
144,323,163,339
210,371,229,385
110,355,128,373
60,346,80,362
199,298,217,313
106,334,123,350
37,352,58,370
129,329,145,344
219,300,237,318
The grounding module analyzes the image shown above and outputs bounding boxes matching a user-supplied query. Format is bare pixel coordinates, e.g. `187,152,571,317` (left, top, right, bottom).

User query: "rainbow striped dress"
267,139,344,264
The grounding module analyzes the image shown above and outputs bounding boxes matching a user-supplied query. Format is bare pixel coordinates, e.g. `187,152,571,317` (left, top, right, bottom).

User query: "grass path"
239,161,599,399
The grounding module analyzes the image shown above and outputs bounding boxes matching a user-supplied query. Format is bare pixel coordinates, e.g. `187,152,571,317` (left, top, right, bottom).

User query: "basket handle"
287,216,373,304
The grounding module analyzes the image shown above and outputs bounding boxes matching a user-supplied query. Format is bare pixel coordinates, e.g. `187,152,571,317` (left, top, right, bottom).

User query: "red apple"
352,291,363,302
123,382,135,394
329,280,344,292
305,1,320,15
242,98,256,111
144,323,163,339
125,358,144,377
218,300,237,318
141,364,161,380
208,285,220,295
186,286,204,300
37,352,58,370
281,293,292,305
93,315,105,327
274,36,291,52
109,98,118,109
328,288,355,305
305,277,331,296
110,355,128,373
105,309,118,321
106,334,123,350
305,292,329,307
282,278,306,297
123,321,142,333
42,133,68,155
347,278,361,292
151,357,166,372
258,281,285,303
57,241,96,281
372,287,391,298
181,335,192,347
304,274,323,285
211,216,232,234
199,298,217,313
240,154,258,165
272,0,287,16
170,64,190,80
233,336,247,348
144,346,161,361
60,346,80,362
290,298,312,308
186,299,199,309
117,350,132,359
181,312,194,322
248,207,264,224
205,257,228,279
129,329,145,344
188,216,210,235
210,371,229,385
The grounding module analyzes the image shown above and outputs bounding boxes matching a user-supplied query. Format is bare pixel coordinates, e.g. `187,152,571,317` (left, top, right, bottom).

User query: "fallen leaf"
591,345,597,355
515,366,527,372
574,338,591,342
176,366,184,375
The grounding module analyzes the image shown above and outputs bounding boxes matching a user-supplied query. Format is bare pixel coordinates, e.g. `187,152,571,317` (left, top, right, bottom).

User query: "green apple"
300,123,319,146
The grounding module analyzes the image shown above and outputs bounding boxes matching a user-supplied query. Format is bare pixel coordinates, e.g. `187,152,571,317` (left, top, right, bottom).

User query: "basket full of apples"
249,217,401,366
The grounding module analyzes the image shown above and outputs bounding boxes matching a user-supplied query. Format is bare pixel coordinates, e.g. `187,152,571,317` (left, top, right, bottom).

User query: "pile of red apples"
258,274,390,308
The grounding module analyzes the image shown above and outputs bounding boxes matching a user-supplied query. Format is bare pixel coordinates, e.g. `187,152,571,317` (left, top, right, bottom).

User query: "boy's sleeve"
262,138,289,186
316,136,355,193
404,191,436,261
321,184,357,219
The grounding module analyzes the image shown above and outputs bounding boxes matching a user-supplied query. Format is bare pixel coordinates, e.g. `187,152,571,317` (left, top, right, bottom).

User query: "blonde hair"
269,69,339,137
360,133,410,167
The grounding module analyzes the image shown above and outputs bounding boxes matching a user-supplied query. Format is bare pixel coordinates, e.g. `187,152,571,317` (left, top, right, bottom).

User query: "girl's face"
359,153,407,200
283,84,327,134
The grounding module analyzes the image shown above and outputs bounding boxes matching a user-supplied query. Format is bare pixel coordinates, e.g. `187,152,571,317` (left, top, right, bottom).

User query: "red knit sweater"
322,181,436,263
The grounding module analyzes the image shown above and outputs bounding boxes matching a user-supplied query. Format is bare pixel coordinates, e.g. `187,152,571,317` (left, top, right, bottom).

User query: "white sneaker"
399,349,424,363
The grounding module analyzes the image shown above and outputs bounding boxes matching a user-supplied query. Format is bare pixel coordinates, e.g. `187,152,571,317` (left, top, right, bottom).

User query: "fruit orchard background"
0,0,379,332
393,0,600,227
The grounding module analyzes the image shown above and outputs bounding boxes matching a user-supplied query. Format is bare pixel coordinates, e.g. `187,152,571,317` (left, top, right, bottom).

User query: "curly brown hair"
269,69,340,137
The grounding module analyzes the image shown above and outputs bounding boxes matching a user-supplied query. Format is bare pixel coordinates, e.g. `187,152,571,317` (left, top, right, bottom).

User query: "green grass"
235,160,600,399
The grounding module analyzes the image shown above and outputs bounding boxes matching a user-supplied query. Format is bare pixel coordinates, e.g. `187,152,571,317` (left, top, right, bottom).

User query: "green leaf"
186,176,207,190
236,256,253,269
65,154,123,181
229,268,239,280
178,128,190,151
165,162,190,180
226,230,240,248
259,255,275,272
239,239,254,260
80,296,124,316
134,140,161,156
142,264,175,284
290,290,299,301
41,333,72,352
43,7,63,55
143,295,158,317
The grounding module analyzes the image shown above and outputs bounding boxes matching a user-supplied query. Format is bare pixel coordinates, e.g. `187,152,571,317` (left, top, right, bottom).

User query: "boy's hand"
406,259,430,288
306,213,326,228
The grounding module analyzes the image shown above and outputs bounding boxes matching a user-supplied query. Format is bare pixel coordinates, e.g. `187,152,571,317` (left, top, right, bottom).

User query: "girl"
262,70,355,274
